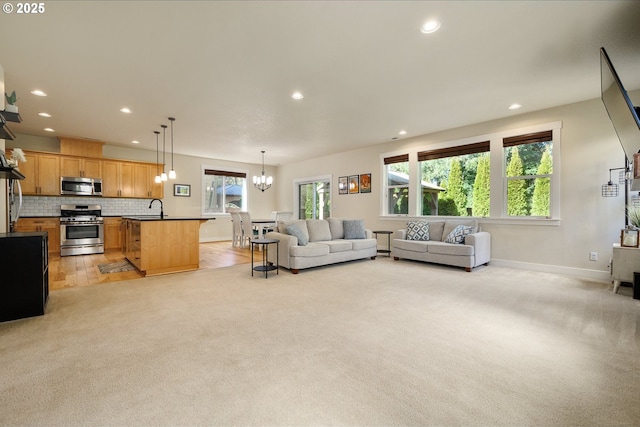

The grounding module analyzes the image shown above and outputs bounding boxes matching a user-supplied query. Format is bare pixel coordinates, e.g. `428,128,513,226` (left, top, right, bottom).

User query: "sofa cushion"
427,241,474,256
307,219,332,242
444,224,474,244
286,222,309,246
319,240,353,253
393,239,429,253
442,220,478,241
344,219,366,239
426,221,446,241
350,238,377,251
328,218,345,240
290,242,330,257
406,221,430,241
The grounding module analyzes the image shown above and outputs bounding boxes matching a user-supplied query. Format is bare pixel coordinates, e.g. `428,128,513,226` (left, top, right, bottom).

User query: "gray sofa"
392,219,490,272
265,218,377,274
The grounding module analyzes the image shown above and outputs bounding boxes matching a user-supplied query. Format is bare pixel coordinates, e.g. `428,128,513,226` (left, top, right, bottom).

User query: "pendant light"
253,150,273,192
154,131,161,184
168,117,176,179
160,124,168,181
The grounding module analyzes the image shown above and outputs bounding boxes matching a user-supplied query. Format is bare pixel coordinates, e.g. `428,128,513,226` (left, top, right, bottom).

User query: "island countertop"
121,216,214,221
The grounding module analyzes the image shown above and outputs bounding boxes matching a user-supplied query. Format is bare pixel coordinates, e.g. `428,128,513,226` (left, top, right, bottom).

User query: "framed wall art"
621,228,639,248
359,173,371,193
338,176,348,195
174,184,191,197
348,175,359,194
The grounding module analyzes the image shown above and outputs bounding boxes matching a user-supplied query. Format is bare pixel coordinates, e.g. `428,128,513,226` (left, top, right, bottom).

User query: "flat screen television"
600,47,640,163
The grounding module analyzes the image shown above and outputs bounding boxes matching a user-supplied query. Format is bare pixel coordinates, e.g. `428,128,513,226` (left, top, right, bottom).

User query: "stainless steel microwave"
60,176,102,196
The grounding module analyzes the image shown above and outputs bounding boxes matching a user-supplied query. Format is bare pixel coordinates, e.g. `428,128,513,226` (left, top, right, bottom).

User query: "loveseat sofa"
392,219,490,272
265,218,377,274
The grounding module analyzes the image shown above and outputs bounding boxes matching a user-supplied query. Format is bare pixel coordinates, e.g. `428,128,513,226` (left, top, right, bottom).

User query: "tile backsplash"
20,196,162,217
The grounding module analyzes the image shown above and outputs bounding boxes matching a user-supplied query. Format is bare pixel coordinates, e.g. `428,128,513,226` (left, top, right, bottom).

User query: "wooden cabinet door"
101,160,120,197
60,157,82,177
20,152,38,195
119,162,134,197
149,167,164,199
83,159,102,179
15,218,59,254
134,164,150,198
38,154,60,195
104,217,122,250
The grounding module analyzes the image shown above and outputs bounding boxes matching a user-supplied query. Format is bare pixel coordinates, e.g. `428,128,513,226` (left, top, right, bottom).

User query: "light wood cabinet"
20,152,60,195
60,156,102,179
102,160,134,198
134,163,163,199
14,217,60,254
124,219,202,276
104,217,122,250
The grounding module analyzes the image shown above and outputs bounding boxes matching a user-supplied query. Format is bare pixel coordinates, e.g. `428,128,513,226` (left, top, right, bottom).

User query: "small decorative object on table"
621,227,639,248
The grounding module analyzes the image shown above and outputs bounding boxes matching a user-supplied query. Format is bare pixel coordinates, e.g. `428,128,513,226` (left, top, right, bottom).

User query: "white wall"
275,96,630,281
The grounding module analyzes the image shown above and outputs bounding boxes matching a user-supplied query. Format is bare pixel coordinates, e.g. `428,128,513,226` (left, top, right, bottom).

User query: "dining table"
251,219,277,239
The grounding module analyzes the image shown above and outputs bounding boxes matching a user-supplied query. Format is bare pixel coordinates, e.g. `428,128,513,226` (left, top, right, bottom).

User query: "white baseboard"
199,237,231,243
490,258,611,283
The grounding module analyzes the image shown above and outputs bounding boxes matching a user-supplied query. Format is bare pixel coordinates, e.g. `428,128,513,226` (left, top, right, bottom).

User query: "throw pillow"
406,221,430,241
307,219,332,242
343,219,366,239
328,218,345,240
444,225,473,244
286,223,309,246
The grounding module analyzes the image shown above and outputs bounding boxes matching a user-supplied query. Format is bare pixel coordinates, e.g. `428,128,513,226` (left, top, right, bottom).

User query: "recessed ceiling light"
31,90,47,96
399,130,407,135
131,140,140,144
291,92,304,100
38,112,52,118
120,107,132,113
44,128,55,132
508,103,522,110
420,20,441,34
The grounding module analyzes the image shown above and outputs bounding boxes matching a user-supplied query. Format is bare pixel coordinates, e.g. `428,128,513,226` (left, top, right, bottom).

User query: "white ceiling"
1,1,639,166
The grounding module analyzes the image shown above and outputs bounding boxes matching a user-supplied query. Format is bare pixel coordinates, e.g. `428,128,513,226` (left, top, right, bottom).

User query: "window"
380,122,561,220
418,141,490,217
503,130,553,217
296,177,330,219
202,168,247,214
384,154,409,214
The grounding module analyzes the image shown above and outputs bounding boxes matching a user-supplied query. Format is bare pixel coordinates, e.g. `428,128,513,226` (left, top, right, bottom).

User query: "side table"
251,238,279,278
372,230,393,257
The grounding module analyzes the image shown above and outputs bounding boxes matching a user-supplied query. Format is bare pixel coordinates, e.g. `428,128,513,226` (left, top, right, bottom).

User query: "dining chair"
238,211,257,247
229,211,244,248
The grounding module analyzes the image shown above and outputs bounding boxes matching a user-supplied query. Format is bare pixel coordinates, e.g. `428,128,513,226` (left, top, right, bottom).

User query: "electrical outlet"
590,252,598,261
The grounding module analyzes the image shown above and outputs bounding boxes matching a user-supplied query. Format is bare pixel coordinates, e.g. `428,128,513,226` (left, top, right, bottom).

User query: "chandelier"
253,150,273,192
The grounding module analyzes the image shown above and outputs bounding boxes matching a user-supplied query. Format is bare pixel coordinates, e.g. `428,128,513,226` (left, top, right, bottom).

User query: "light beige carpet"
1,258,639,426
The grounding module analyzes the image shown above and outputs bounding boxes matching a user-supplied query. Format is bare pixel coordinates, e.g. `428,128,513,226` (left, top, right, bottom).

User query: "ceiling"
1,1,639,166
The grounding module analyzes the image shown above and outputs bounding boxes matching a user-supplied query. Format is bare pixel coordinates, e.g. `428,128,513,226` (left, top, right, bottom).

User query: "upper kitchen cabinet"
60,156,102,179
134,163,163,199
102,160,134,198
20,151,60,195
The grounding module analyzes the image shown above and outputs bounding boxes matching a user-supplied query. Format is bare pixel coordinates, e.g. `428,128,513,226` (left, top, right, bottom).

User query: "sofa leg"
465,267,472,272
393,257,399,261
371,256,376,260
291,269,299,274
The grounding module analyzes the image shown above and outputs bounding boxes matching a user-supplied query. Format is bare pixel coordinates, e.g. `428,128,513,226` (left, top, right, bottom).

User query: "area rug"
98,260,135,274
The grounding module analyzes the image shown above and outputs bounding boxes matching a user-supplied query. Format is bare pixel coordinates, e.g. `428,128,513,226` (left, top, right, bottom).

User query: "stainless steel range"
60,204,105,256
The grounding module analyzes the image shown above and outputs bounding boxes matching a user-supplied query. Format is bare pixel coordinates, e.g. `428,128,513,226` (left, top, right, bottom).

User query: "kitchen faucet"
149,198,164,219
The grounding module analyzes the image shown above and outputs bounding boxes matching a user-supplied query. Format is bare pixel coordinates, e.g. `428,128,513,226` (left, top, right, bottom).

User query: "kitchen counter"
122,217,207,276
121,216,214,221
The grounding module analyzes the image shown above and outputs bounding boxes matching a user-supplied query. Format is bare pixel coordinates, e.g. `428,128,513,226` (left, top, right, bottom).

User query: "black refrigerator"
0,232,49,322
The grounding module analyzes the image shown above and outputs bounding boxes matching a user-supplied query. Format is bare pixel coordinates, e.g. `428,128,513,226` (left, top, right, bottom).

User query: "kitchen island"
122,216,211,276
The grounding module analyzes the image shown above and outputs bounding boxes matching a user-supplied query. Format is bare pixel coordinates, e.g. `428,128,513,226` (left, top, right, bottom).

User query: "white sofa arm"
265,231,297,269
396,229,407,240
464,231,491,266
